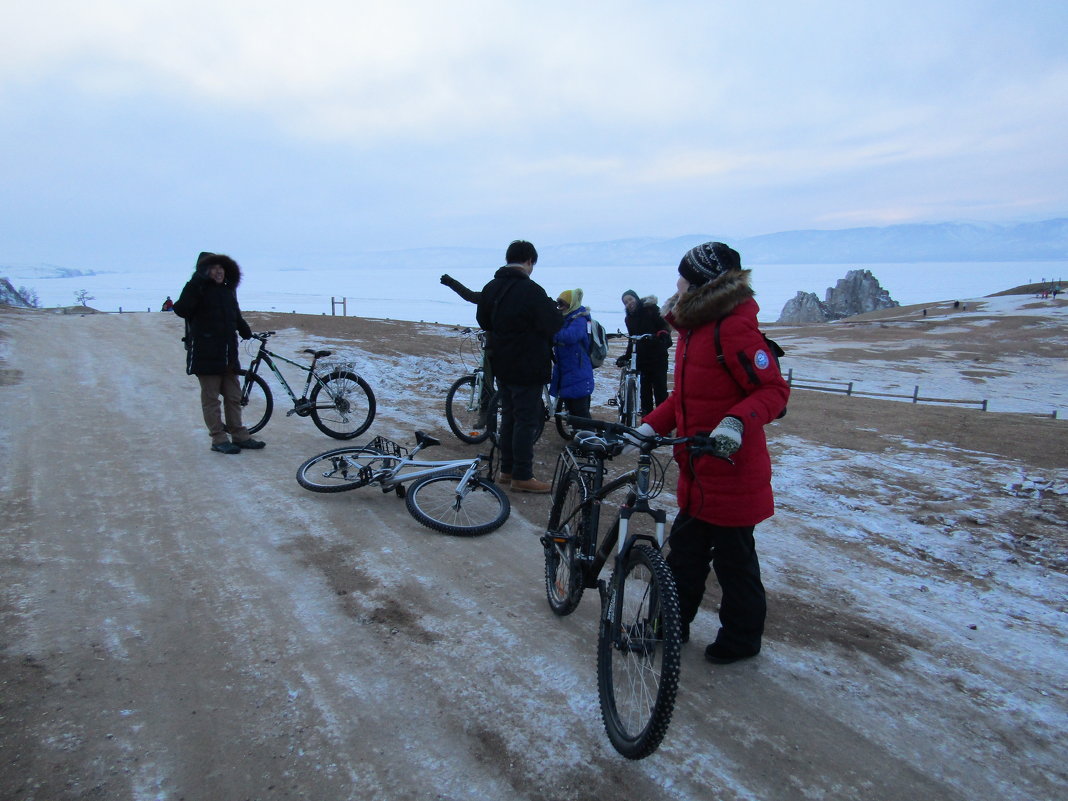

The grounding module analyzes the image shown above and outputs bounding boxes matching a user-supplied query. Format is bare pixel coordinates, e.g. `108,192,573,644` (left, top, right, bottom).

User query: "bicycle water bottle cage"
573,430,623,458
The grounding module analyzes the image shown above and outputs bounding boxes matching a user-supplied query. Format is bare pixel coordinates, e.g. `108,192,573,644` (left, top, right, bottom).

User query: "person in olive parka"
173,252,265,454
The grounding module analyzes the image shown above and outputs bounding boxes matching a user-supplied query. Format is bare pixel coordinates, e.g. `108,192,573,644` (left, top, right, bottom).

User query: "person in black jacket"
475,241,562,493
617,289,672,417
173,252,265,455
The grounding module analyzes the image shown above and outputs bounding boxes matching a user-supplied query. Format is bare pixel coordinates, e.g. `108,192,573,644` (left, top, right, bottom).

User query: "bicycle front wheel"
237,369,273,435
295,446,392,492
405,473,510,536
543,469,588,615
310,370,376,439
598,543,682,760
445,375,498,444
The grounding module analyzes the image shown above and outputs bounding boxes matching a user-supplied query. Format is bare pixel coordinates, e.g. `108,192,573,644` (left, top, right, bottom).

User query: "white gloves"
709,416,744,458
621,422,656,455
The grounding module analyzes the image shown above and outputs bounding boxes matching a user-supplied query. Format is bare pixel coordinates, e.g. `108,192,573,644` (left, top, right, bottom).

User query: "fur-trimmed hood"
192,251,242,289
661,269,754,329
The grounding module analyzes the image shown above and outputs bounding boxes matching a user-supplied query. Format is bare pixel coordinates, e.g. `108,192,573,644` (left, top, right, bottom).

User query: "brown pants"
197,371,249,444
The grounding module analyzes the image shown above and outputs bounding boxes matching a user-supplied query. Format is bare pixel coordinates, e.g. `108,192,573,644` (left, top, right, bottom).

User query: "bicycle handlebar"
558,414,730,461
251,331,277,341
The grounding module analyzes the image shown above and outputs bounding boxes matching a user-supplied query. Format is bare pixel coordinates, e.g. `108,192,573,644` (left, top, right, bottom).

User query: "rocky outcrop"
0,278,33,308
778,291,827,324
777,269,898,323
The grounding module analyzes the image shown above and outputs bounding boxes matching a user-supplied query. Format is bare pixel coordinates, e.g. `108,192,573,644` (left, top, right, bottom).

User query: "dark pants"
560,395,590,420
639,365,668,416
497,382,544,480
665,512,766,654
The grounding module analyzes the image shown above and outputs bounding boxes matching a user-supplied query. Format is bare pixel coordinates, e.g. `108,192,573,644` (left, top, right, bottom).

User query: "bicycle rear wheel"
554,397,576,441
295,446,392,492
543,469,588,615
237,369,273,435
598,543,682,760
405,473,510,535
445,375,498,444
310,370,376,439
620,376,640,428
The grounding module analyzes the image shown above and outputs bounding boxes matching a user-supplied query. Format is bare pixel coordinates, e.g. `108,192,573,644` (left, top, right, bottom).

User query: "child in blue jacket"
551,289,595,419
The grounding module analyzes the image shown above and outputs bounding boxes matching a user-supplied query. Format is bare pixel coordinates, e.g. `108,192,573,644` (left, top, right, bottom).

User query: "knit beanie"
557,288,583,314
678,242,741,286
621,289,639,303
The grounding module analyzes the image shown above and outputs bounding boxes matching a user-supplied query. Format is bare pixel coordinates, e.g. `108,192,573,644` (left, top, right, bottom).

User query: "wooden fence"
783,369,989,411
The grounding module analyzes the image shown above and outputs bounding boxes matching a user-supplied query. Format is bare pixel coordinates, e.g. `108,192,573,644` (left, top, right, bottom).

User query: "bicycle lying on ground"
238,331,376,439
605,333,655,428
444,328,573,443
296,431,510,536
541,414,722,759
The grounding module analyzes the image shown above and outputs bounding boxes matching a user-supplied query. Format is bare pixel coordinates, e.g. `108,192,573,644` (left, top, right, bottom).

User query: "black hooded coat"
173,252,252,375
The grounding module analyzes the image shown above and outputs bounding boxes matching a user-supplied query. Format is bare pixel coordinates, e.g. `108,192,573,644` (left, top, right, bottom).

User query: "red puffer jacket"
643,270,789,527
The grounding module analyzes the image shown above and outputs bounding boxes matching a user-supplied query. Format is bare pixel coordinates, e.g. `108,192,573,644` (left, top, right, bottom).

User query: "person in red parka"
639,241,789,664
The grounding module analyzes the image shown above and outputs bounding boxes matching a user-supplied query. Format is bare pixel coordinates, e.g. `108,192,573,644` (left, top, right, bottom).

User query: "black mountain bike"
541,415,721,759
238,331,376,439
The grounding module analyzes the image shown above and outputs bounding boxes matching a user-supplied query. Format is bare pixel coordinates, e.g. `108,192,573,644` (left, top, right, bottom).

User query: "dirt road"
1,308,1065,800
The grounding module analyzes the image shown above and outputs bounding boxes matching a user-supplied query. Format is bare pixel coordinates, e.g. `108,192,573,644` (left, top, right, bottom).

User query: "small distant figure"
161,296,174,312
922,308,927,317
962,303,967,311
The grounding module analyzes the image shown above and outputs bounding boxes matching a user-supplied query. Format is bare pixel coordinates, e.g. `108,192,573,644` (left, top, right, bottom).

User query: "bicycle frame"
349,436,489,494
550,442,667,590
243,338,319,405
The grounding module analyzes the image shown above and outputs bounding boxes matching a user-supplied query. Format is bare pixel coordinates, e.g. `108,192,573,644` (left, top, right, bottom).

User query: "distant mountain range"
3,219,1066,279
361,218,1068,268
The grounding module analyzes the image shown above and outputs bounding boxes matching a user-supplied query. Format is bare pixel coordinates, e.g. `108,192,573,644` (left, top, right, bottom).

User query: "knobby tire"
597,543,682,760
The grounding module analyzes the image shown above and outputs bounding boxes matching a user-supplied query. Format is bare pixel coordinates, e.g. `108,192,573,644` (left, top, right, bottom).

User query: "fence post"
786,368,793,385
331,297,347,316
847,381,853,396
981,400,988,412
119,307,123,314
912,386,920,403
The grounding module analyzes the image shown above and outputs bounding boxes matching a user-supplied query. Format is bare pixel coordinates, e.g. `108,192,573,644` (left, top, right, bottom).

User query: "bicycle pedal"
606,399,618,406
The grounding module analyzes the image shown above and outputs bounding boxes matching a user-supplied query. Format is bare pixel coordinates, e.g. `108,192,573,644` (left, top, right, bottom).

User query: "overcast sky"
2,1,1066,271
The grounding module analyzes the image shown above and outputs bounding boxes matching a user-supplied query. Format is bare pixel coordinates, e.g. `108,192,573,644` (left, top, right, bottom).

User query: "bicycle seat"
414,431,440,449
573,430,623,458
304,349,333,358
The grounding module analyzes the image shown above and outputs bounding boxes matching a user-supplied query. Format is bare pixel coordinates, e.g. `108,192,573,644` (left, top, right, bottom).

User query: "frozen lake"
10,259,1065,330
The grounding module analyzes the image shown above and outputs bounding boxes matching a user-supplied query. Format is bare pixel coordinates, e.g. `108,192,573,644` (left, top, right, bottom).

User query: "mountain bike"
605,333,654,428
541,414,721,759
295,430,510,536
238,331,375,439
444,328,570,443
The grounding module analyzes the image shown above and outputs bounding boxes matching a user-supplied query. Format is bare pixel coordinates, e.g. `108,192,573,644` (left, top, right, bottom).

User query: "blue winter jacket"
550,308,596,399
